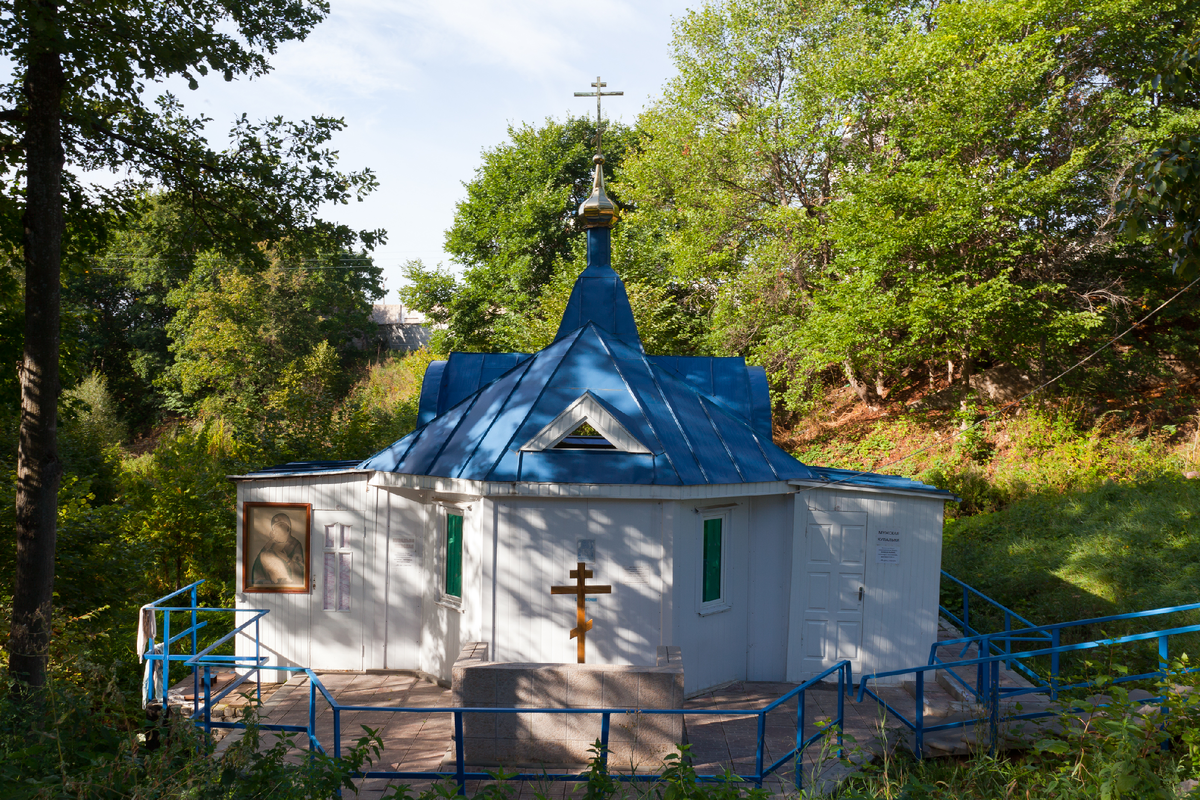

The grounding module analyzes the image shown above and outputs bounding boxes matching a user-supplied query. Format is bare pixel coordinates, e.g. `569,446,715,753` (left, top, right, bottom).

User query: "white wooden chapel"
232,144,955,695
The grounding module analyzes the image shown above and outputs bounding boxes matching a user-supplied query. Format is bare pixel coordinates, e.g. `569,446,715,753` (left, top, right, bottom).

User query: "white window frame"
697,509,731,616
322,522,354,613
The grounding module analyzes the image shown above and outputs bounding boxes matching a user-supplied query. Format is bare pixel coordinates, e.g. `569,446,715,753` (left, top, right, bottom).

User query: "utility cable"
792,273,1200,495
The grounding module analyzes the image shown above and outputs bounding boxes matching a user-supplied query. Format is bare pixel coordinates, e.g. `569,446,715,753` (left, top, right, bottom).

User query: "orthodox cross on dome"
574,76,623,157
550,561,612,663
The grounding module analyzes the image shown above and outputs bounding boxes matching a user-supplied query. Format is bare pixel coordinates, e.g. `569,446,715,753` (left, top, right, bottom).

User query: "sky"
159,0,698,301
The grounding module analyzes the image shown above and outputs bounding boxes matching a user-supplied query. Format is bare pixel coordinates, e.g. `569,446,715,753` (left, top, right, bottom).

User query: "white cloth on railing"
137,605,156,663
143,642,163,708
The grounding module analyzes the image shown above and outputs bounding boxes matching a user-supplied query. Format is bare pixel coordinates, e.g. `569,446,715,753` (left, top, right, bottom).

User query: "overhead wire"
791,273,1200,495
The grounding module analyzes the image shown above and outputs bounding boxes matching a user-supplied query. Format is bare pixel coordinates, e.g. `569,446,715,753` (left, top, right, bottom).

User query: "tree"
404,116,638,351
1,0,380,689
624,0,1199,411
162,249,383,434
1119,39,1200,279
403,115,707,355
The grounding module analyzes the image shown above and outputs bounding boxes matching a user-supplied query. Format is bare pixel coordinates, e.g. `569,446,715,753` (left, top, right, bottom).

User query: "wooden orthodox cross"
550,561,612,663
574,76,623,156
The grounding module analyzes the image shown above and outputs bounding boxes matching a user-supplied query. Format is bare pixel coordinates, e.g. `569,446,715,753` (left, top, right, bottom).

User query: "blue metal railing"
938,571,1049,686
141,581,271,710
201,661,852,794
934,599,1200,704
860,604,1200,758
143,582,852,793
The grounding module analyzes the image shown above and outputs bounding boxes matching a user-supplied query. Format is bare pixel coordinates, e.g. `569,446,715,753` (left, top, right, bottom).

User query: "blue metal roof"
416,352,530,426
351,225,942,492
554,232,642,350
233,460,363,479
418,352,774,440
359,320,815,485
798,467,958,499
369,226,812,485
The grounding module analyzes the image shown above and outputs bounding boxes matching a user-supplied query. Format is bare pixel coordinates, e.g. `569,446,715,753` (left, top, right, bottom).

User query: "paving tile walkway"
210,671,920,799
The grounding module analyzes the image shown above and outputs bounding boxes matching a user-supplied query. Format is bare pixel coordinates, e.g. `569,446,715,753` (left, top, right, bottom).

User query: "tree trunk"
8,33,65,690
959,352,976,421
843,361,883,409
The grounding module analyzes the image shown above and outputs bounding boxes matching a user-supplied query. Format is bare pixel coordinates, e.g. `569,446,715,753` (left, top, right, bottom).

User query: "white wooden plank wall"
672,499,751,695
236,474,372,680
746,494,793,681
417,496,491,682
384,490,425,670
799,487,944,682
490,499,663,668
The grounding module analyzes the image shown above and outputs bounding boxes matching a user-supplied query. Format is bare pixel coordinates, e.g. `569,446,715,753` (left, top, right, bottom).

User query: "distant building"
371,303,431,352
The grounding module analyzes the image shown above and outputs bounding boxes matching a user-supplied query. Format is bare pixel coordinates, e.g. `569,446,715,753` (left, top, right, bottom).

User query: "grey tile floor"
210,672,920,799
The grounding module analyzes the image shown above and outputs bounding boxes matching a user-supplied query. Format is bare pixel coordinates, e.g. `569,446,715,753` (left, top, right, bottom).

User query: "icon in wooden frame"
242,502,311,593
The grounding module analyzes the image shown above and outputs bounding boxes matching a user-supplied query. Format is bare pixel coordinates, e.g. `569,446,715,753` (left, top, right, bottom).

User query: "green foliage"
433,116,639,347
1119,37,1200,280
63,192,385,430
0,0,384,249
624,0,1199,410
119,422,250,605
1027,664,1200,799
403,116,704,355
941,471,1200,662
0,664,386,800
163,250,382,425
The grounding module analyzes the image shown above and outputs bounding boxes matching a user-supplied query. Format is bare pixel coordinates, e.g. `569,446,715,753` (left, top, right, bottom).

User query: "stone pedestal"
451,643,684,768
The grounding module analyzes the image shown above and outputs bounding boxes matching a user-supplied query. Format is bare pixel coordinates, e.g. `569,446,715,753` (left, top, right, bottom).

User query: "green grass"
941,472,1200,676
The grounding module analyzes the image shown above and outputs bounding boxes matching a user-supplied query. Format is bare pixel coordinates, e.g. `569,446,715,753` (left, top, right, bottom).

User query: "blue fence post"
755,711,766,788
1160,634,1170,669
837,664,846,758
1004,612,1012,671
145,634,155,705
989,660,1000,755
1051,629,1061,702
255,618,261,703
600,711,611,769
977,637,989,701
203,664,212,738
454,711,466,796
334,705,342,760
191,586,199,708
308,677,317,754
796,686,805,792
163,609,171,708
915,671,925,759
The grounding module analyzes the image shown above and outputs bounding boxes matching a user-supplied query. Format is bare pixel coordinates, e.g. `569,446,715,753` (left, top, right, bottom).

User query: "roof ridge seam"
629,340,710,484
700,392,787,482
591,327,683,482
482,329,585,481
696,395,746,483
453,356,537,479
423,377,490,476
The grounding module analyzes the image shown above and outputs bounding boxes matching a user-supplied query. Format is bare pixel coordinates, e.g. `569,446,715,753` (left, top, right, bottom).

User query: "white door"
796,510,866,676
310,511,364,670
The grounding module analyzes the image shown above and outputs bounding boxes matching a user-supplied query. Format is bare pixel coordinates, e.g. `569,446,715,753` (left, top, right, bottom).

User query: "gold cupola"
578,154,616,229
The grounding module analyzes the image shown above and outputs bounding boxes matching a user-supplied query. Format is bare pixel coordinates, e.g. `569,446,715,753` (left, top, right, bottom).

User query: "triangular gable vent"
519,391,651,454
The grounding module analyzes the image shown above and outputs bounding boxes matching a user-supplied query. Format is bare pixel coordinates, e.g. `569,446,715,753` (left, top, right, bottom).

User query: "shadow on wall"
496,501,661,667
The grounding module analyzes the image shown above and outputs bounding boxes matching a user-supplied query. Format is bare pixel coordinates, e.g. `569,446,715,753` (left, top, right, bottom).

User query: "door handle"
858,586,864,603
